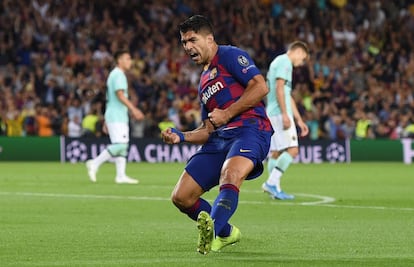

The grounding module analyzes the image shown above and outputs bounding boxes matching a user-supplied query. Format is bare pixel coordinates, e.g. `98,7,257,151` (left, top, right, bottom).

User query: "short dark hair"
114,49,130,63
178,15,214,35
288,41,309,55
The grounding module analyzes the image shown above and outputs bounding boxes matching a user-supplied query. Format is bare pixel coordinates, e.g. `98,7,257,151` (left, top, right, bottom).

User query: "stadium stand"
0,0,413,139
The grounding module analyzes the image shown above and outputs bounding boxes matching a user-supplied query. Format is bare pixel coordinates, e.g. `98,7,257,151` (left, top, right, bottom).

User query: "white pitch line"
0,191,170,201
1,191,413,212
321,204,414,212
294,193,336,205
241,189,336,205
0,191,334,206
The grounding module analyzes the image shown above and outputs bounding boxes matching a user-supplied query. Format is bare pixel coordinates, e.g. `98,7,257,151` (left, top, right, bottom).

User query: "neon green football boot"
211,225,241,252
196,211,214,255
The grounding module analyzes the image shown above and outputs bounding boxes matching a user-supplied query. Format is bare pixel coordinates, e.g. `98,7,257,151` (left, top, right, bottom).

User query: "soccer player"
161,15,273,254
262,41,310,200
86,49,144,184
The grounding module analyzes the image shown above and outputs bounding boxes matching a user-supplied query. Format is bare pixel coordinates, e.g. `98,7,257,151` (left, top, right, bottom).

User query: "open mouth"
189,52,200,60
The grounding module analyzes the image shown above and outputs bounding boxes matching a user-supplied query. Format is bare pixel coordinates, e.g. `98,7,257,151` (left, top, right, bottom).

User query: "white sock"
267,168,283,192
115,157,126,178
93,149,112,168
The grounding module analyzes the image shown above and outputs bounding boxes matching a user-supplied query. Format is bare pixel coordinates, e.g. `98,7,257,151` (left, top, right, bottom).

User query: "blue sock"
211,184,239,237
180,198,211,221
217,223,232,237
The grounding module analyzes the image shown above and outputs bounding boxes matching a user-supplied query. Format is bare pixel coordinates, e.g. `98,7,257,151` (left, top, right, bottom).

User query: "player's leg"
108,123,138,184
86,145,113,183
263,115,286,196
267,149,279,176
171,170,210,220
172,151,229,254
208,156,252,252
264,115,297,199
267,115,283,175
264,115,284,191
111,145,138,184
210,127,271,252
86,122,117,182
211,156,252,233
171,171,214,255
173,150,226,219
266,149,296,199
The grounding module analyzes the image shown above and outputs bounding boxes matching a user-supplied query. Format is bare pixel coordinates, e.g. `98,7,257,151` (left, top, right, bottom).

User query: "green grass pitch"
1,162,413,267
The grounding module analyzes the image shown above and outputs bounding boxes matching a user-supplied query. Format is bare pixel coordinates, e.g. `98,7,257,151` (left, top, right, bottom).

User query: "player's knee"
271,151,281,158
107,143,128,157
287,147,299,158
220,168,244,187
171,191,191,210
172,189,202,213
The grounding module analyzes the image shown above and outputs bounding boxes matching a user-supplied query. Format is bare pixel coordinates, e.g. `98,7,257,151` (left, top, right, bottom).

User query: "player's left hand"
208,108,231,128
297,120,309,137
131,108,145,121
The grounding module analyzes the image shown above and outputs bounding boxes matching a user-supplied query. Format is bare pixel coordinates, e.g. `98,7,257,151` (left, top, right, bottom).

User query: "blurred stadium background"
0,0,413,142
1,1,414,266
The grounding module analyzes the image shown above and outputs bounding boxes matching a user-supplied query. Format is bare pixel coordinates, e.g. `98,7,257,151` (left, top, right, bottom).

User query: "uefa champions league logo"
66,140,88,163
326,142,346,163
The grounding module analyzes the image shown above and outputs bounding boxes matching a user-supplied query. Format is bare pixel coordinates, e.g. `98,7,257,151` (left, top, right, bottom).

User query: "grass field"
1,162,413,267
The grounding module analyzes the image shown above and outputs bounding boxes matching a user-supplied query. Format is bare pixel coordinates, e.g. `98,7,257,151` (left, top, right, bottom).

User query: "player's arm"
208,74,268,126
161,119,214,145
116,90,144,120
290,96,309,137
276,78,290,129
276,78,287,115
225,74,268,118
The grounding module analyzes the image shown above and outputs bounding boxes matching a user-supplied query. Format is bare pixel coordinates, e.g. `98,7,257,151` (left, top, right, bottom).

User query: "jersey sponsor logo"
217,199,232,210
239,148,251,153
201,81,224,104
237,55,249,66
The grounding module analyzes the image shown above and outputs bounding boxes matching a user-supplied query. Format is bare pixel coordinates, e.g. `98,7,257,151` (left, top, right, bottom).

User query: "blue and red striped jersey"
198,45,272,132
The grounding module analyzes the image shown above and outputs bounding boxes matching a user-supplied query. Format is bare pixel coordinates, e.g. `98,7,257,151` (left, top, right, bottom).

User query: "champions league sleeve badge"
237,55,249,67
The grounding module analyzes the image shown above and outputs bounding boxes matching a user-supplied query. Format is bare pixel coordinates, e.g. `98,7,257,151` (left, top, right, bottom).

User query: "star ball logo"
66,140,88,163
326,142,346,162
237,55,249,67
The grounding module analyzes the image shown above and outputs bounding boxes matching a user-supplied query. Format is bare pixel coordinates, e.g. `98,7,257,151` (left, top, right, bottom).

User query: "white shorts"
107,122,129,143
269,114,298,152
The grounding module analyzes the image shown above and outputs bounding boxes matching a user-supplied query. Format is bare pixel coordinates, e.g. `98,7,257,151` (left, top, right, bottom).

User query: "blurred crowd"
0,0,414,140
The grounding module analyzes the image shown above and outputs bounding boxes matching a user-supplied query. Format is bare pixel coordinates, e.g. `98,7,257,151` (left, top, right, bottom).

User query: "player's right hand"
282,114,291,130
161,128,181,144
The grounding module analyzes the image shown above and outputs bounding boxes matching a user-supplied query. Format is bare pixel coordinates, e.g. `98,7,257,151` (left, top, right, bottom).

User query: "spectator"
67,97,83,122
35,106,53,137
158,115,175,136
0,0,413,140
81,108,100,137
4,100,24,136
67,115,82,138
304,110,320,140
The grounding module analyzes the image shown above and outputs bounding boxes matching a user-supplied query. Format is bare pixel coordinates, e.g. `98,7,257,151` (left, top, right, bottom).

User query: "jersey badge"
237,55,249,67
209,67,218,80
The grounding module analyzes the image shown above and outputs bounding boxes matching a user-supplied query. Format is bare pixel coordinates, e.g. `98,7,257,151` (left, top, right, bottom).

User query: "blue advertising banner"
61,137,200,163
295,139,350,163
61,137,350,164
